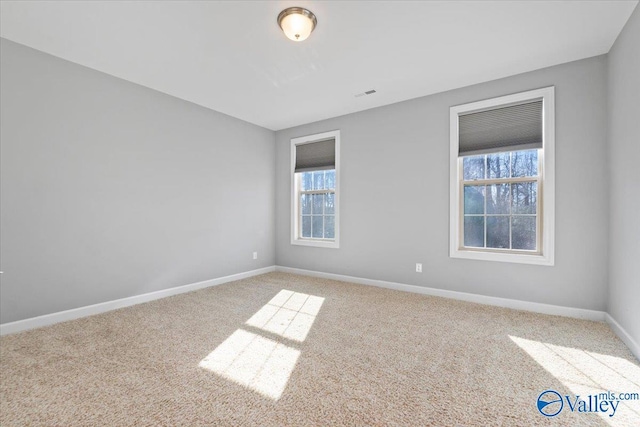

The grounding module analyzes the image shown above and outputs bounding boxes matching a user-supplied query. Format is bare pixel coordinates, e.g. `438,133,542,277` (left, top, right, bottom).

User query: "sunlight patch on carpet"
510,335,640,426
246,290,325,342
199,329,300,400
200,289,324,400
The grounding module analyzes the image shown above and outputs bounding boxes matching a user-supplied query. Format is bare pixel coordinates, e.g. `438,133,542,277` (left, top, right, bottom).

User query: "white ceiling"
1,1,637,131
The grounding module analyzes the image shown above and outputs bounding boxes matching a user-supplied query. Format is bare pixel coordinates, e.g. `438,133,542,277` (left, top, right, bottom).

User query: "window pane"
487,184,510,214
464,185,485,214
511,182,537,214
324,216,335,239
300,194,311,215
301,172,313,191
324,170,336,190
512,216,536,250
464,216,484,247
487,216,510,249
313,171,324,190
312,194,324,215
312,216,323,238
301,216,311,238
463,156,485,180
325,193,335,214
511,150,538,178
487,152,510,179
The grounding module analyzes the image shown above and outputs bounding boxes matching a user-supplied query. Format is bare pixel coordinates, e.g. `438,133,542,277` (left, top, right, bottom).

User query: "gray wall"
3,21,633,330
0,39,275,323
276,55,609,311
607,7,640,345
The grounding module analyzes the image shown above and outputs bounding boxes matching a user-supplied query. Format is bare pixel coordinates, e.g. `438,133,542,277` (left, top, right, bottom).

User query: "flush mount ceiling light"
277,7,317,42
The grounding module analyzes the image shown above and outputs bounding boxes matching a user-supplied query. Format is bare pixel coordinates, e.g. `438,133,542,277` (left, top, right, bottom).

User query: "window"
450,87,555,265
291,130,340,248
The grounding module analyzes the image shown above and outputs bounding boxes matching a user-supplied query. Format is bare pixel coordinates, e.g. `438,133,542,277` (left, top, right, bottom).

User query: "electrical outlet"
253,252,258,260
416,263,422,273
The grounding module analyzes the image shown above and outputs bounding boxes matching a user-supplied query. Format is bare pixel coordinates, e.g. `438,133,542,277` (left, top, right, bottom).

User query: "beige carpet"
1,272,638,426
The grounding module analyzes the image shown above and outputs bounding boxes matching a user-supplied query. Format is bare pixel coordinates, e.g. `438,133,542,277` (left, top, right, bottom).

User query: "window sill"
291,238,339,249
450,248,554,266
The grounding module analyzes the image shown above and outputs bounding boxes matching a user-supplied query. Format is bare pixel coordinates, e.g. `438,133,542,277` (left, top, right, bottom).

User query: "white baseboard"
0,266,276,336
605,314,640,361
275,266,606,322
6,264,629,359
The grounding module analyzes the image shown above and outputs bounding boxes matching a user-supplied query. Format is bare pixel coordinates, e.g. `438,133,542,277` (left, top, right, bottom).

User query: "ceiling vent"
354,89,377,98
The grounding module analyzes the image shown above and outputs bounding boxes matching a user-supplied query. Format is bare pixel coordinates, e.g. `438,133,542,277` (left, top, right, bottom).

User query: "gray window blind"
458,100,543,156
294,138,335,173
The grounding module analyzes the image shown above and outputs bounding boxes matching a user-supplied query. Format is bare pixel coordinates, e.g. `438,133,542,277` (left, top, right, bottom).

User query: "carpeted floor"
1,272,638,426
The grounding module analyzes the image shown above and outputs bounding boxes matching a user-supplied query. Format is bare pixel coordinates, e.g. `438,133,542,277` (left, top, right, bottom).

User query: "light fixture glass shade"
278,7,317,42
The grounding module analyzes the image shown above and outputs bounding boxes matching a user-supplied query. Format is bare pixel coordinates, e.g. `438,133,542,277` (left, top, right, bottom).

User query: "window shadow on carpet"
510,335,640,426
199,289,324,400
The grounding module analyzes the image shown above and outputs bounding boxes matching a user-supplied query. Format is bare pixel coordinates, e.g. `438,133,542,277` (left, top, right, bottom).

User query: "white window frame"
449,87,555,266
291,130,340,248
